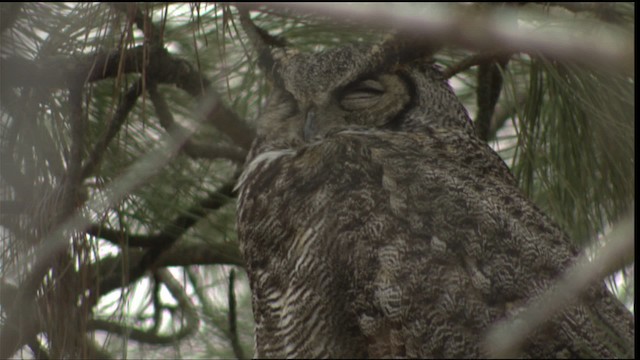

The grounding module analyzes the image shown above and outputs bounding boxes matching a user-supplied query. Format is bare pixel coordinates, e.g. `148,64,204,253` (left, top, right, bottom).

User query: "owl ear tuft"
238,8,290,83
378,31,442,69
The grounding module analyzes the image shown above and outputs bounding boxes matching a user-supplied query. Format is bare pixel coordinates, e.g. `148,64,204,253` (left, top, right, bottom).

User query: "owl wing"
237,128,634,358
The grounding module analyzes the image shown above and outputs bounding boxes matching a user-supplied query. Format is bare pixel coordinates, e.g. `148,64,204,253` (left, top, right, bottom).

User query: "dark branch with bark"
0,46,255,151
89,179,236,249
82,79,145,179
475,55,510,142
87,269,199,345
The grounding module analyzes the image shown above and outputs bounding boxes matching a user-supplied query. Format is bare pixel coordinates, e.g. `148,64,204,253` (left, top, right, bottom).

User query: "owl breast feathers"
235,36,634,358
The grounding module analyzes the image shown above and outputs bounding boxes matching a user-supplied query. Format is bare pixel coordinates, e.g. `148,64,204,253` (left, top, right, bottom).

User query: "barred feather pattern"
237,128,634,358
235,41,634,358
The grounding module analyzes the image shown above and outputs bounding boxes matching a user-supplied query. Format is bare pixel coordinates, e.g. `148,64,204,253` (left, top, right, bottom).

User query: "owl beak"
303,108,317,141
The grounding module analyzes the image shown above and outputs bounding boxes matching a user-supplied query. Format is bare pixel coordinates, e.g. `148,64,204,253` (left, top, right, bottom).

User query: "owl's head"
243,18,474,156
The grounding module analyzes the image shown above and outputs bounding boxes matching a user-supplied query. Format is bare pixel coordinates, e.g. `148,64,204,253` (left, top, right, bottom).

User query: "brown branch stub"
475,55,510,142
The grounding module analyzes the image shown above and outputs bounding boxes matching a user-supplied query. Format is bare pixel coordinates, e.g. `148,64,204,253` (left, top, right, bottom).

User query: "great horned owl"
235,26,635,358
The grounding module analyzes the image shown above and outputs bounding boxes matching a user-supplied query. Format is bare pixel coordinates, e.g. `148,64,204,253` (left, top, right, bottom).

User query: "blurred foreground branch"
244,3,633,75
484,211,635,357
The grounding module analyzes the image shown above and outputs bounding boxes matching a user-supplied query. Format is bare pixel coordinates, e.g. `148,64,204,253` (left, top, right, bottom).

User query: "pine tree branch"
0,47,146,89
486,90,527,142
87,269,199,345
81,79,144,179
148,82,247,163
89,179,236,250
88,239,244,309
87,224,155,247
1,237,239,357
0,46,256,151
125,180,238,293
0,240,244,358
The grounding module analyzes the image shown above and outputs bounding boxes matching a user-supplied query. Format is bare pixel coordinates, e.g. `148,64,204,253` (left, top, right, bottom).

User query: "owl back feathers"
237,126,634,358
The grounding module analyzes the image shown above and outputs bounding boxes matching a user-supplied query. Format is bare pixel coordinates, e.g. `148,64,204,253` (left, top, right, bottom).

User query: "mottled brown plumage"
235,33,634,358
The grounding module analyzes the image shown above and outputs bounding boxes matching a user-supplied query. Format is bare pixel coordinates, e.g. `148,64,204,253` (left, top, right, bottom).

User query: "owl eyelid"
345,79,385,94
338,80,386,109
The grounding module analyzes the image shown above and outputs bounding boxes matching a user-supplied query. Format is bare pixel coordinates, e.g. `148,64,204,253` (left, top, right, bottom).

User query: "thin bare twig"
62,82,86,213
228,269,246,359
